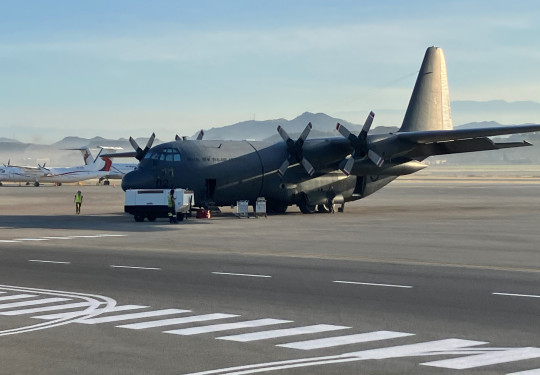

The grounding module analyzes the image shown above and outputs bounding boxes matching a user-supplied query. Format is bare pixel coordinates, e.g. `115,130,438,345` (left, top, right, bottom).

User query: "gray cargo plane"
120,47,540,214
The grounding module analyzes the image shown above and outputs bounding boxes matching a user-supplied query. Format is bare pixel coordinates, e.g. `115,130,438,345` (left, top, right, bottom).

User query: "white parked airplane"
83,147,138,185
0,148,112,186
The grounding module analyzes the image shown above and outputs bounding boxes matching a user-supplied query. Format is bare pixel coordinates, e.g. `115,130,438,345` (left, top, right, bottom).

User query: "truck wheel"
176,213,184,222
134,215,145,222
146,214,156,222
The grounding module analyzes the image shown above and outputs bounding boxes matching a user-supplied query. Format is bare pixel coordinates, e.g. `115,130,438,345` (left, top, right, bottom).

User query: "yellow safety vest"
75,193,83,203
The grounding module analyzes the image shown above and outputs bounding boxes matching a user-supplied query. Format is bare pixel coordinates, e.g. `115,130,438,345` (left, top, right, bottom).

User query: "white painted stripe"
343,339,488,358
28,260,71,264
68,235,104,238
79,309,190,324
0,240,21,243
493,292,540,299
34,304,147,320
212,272,272,278
218,324,350,342
0,302,92,316
423,347,540,369
0,297,70,310
117,313,237,330
164,319,292,336
0,294,36,302
12,238,49,241
97,234,127,237
41,236,74,240
278,331,414,350
508,369,540,374
333,280,413,289
110,265,161,271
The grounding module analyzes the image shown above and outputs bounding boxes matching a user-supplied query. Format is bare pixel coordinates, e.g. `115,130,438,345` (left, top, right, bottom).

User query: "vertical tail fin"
87,148,110,171
399,46,453,132
80,147,94,165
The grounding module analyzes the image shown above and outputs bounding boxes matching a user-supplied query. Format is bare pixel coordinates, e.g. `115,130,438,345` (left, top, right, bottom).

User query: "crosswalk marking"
422,347,540,370
35,304,147,320
508,369,540,374
0,294,36,302
79,309,191,325
0,302,92,316
277,331,415,350
0,297,71,311
117,313,238,330
163,319,293,336
217,324,350,342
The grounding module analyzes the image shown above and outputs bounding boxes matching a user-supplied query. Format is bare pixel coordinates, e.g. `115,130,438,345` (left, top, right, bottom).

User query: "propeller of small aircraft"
276,122,315,177
129,133,156,161
336,111,384,176
175,130,204,142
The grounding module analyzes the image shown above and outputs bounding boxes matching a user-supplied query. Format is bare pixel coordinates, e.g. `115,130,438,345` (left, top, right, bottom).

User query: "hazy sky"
1,0,539,143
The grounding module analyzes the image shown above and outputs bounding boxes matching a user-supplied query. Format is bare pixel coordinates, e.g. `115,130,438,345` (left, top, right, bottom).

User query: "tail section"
87,148,111,171
399,46,453,132
80,147,94,165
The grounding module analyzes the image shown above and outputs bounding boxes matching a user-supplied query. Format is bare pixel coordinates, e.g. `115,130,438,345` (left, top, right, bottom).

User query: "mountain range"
1,105,539,167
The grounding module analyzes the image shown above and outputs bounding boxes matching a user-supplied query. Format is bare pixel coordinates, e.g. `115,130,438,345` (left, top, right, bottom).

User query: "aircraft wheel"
34,182,40,187
134,215,145,222
104,180,110,186
317,203,333,213
0,182,3,186
298,202,316,214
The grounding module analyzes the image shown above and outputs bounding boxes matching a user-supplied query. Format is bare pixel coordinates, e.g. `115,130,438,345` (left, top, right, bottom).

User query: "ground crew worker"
167,189,177,223
74,190,83,214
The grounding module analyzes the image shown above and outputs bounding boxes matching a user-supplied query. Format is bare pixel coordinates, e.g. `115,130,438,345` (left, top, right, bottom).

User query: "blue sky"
1,0,539,143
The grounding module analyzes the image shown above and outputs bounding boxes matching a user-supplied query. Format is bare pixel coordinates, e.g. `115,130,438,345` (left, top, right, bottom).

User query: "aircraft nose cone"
121,169,154,191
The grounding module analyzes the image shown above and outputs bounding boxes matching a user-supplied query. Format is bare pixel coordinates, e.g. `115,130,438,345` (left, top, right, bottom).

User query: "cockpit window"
144,147,181,161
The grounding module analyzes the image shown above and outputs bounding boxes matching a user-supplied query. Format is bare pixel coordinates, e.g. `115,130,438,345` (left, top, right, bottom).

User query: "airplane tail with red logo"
87,148,112,171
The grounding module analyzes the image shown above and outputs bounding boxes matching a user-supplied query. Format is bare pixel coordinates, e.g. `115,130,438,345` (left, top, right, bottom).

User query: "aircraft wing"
396,124,540,144
100,151,137,158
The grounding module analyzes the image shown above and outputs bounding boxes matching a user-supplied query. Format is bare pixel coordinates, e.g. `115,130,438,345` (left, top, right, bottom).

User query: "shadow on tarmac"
0,214,212,232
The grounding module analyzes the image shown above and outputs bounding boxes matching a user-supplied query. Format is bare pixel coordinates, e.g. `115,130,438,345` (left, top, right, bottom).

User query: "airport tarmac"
0,167,539,374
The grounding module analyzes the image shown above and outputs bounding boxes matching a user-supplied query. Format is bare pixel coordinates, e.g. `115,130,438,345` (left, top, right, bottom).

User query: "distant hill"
194,112,397,141
52,136,163,150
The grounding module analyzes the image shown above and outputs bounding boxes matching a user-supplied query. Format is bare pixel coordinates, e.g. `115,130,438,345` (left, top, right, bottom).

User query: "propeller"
276,122,315,177
336,111,384,176
174,130,203,141
129,133,156,161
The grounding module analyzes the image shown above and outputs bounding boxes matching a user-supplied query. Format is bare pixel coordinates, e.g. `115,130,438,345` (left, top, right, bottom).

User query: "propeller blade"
341,157,355,176
175,134,181,141
360,111,375,139
129,137,141,154
297,122,312,144
336,123,352,139
143,133,156,153
277,159,290,177
300,157,315,176
277,126,291,143
196,130,204,140
368,150,384,167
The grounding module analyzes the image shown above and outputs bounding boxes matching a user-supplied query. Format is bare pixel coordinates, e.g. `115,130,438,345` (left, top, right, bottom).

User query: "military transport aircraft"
119,47,540,214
